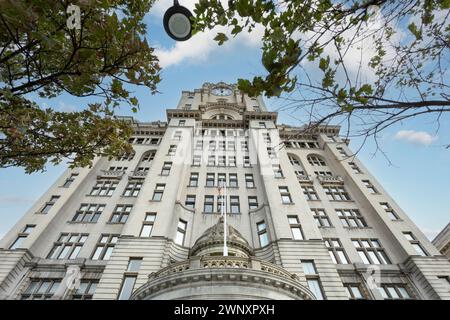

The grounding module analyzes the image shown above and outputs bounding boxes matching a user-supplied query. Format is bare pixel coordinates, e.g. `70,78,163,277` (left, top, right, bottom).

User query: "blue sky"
0,1,449,240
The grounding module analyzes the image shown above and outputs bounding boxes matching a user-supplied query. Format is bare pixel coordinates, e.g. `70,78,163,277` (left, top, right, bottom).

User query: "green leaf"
214,32,229,45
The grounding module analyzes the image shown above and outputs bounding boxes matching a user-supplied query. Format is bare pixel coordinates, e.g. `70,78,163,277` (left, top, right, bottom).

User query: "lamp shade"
163,1,193,41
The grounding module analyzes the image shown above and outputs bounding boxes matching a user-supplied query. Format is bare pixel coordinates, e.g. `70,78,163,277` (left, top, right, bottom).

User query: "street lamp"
163,0,193,41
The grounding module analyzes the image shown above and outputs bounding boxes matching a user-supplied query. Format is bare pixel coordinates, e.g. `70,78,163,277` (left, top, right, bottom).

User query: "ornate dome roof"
190,217,253,257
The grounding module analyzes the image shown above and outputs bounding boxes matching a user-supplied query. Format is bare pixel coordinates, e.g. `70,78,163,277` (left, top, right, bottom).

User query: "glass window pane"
69,246,82,259
118,276,137,300
307,279,324,300
368,251,381,264
302,261,316,275
351,286,363,299
175,231,185,246
398,287,410,298
127,258,142,272
37,281,51,294
103,246,114,260
92,247,103,260
58,246,71,259
292,228,303,240
259,233,269,247
358,251,370,264
140,225,152,237
337,250,348,264
387,286,399,298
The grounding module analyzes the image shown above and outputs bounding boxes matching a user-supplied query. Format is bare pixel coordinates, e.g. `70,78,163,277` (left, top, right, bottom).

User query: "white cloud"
394,130,438,145
149,0,264,68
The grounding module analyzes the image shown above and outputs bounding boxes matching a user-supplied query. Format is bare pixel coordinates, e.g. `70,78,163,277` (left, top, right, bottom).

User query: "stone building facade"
433,223,450,260
1,82,449,300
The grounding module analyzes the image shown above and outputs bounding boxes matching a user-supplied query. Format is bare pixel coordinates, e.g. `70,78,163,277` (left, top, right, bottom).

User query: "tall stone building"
1,82,449,300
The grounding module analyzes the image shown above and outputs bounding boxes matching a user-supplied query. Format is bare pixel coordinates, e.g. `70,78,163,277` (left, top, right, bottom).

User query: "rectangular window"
243,155,251,167
344,284,365,299
403,232,428,256
140,213,156,237
378,284,412,300
178,120,186,126
117,152,135,161
259,122,266,128
195,140,203,150
273,165,284,178
72,204,105,223
47,233,88,260
348,162,362,174
209,140,216,150
324,238,349,264
267,147,276,158
288,216,304,240
193,154,202,166
208,155,216,166
336,147,348,157
118,276,137,300
150,138,159,145
173,130,182,140
380,202,399,220
21,279,61,300
90,180,118,196
257,221,269,247
91,234,119,260
168,145,177,155
217,173,226,186
152,184,165,201
161,162,172,176
362,180,378,194
311,209,331,227
229,173,238,187
230,196,240,213
279,186,292,204
228,156,236,167
62,173,78,188
335,209,368,228
216,156,225,166
307,279,324,300
245,174,255,188
175,220,187,246
185,195,196,209
323,185,351,201
39,195,60,214
352,238,391,265
204,195,214,213
123,180,142,197
110,205,133,224
248,196,258,210
9,225,35,250
189,172,199,187
206,173,215,187
227,141,235,151
301,185,319,201
71,280,98,300
241,141,249,151
301,260,318,275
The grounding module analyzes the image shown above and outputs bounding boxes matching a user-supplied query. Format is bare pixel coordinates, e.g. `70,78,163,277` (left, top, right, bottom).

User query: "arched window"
140,150,156,163
307,154,327,166
288,154,306,176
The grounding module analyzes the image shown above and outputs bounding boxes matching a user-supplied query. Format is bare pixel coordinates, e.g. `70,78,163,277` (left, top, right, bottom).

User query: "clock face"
211,87,232,96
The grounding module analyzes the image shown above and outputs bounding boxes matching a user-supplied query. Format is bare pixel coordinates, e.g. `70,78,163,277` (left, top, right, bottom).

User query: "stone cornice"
131,256,315,300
